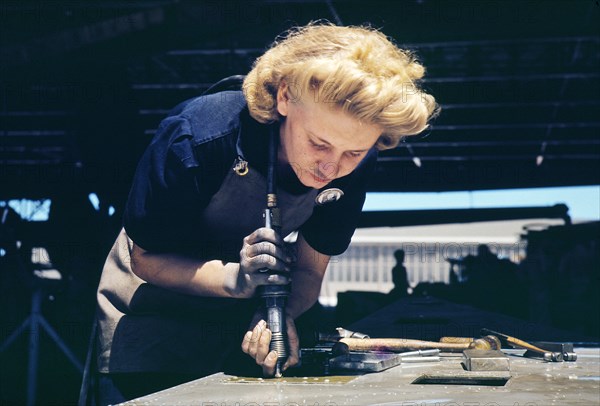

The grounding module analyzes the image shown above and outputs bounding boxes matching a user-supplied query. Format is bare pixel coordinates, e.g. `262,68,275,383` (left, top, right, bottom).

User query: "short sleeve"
300,149,378,256
123,115,233,253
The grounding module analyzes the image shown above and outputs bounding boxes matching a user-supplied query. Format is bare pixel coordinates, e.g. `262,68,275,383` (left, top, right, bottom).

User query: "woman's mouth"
312,173,330,184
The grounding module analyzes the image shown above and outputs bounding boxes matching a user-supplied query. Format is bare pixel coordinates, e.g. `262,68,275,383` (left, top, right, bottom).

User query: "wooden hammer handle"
505,337,549,354
480,328,549,354
338,337,470,353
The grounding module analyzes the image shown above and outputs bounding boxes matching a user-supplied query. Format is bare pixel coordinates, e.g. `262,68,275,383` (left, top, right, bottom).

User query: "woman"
95,22,438,403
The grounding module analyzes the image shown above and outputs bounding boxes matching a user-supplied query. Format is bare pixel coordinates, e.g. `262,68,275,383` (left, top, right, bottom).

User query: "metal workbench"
120,297,599,405
122,347,600,405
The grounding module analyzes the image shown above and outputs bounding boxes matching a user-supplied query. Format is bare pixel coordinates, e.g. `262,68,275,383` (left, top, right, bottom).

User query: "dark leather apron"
96,154,318,374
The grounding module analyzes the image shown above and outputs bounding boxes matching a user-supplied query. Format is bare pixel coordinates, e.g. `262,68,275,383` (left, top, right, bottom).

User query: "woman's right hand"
231,227,294,298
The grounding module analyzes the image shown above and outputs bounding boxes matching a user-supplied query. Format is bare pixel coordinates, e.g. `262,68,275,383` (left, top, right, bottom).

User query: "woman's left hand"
241,311,300,377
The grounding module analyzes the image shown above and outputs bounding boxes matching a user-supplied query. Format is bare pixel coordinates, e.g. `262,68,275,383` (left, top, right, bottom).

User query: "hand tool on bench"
328,352,402,372
317,327,370,342
439,336,476,344
332,335,500,355
300,330,444,374
440,335,502,351
328,347,442,373
480,328,563,362
528,341,577,362
398,349,440,358
396,349,441,364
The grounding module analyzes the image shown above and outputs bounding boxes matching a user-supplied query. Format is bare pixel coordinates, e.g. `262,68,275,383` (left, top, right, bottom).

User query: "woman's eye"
311,141,328,151
348,151,363,158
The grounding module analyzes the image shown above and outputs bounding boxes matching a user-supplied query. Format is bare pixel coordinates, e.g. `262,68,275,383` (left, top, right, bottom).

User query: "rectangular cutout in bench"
412,373,510,386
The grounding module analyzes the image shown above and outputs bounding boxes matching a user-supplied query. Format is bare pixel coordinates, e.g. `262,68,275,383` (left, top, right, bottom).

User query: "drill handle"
258,206,283,275
264,206,281,232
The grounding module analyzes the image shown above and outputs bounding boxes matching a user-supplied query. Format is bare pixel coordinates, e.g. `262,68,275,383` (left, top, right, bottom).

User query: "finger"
242,311,267,353
244,241,293,264
239,255,290,277
250,272,291,286
256,326,272,365
247,320,266,358
241,330,253,354
283,319,300,370
244,228,285,247
285,342,300,368
261,350,278,377
246,254,290,274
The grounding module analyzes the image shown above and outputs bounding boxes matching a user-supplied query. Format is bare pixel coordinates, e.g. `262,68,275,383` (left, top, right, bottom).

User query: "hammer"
332,335,501,355
481,328,564,362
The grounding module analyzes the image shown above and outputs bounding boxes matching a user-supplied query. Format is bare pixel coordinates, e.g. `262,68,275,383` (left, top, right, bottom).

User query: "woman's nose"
319,159,340,179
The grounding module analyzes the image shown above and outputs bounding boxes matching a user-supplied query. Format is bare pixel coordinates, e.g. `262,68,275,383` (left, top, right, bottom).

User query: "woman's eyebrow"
308,131,369,152
307,131,332,146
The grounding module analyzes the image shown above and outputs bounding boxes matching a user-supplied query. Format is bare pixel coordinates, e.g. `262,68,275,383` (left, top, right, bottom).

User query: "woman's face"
276,83,382,189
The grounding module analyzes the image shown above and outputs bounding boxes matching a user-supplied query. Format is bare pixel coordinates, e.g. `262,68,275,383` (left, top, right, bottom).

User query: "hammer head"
543,352,564,362
317,327,370,343
482,335,502,350
469,335,501,351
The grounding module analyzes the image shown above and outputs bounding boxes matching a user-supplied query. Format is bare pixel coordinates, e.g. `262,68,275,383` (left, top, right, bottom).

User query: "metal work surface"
121,348,600,405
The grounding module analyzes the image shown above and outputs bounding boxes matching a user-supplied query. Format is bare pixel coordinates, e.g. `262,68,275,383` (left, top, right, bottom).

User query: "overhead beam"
1,7,166,68
358,204,571,228
376,154,600,162
401,140,600,148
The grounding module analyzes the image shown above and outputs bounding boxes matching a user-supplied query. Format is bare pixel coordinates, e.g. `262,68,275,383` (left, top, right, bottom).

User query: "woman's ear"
276,82,289,117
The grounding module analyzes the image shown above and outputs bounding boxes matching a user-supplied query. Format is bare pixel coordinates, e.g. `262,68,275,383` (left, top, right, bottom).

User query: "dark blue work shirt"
123,91,377,257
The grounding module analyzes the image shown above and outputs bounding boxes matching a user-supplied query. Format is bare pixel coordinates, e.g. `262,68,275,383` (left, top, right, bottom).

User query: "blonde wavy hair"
243,22,439,150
